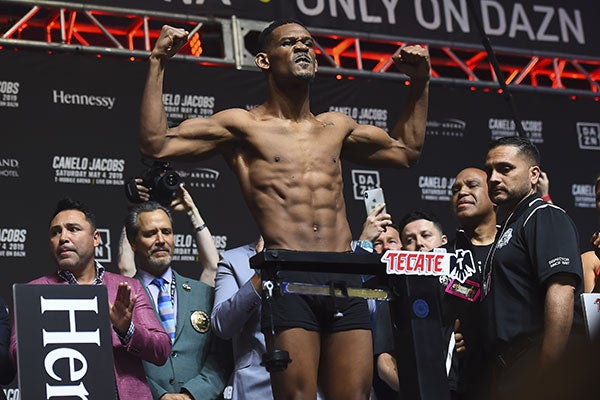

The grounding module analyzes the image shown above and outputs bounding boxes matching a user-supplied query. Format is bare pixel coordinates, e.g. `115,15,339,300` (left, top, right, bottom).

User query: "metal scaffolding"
1,0,599,99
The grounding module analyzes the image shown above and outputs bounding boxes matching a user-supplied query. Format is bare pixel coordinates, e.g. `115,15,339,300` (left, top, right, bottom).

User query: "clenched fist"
392,45,430,81
151,25,190,59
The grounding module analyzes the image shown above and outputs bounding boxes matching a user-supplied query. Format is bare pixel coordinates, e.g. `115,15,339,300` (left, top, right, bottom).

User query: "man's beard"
147,253,172,273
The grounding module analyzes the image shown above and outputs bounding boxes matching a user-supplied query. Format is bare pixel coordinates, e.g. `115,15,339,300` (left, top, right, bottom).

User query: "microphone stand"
466,0,527,138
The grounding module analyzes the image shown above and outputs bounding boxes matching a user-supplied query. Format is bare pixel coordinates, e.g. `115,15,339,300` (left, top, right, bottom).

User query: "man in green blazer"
125,201,231,400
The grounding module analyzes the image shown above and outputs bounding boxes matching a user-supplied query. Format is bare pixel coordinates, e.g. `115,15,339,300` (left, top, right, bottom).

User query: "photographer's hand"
134,178,151,202
591,232,600,260
171,184,220,287
170,183,195,214
124,177,151,206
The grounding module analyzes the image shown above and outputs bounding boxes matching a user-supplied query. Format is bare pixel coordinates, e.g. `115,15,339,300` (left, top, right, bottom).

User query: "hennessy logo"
40,297,101,397
52,90,116,110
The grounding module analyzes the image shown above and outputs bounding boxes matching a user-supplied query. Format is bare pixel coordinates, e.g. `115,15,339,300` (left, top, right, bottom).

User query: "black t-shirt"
444,231,495,398
487,194,584,343
442,232,490,328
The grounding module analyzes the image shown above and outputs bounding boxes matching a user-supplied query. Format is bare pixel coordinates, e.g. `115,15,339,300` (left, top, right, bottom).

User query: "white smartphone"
363,188,386,215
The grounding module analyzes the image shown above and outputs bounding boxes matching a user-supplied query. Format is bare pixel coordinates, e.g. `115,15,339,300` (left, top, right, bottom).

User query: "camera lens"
165,173,178,186
131,161,182,206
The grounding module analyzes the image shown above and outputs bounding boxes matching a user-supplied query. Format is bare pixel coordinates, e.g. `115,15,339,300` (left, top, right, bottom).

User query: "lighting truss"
1,0,599,99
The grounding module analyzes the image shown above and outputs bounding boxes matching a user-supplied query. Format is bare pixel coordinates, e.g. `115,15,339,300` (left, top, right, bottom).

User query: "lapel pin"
191,310,210,333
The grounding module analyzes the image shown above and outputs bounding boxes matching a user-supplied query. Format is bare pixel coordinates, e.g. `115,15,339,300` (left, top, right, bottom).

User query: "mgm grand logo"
0,158,20,178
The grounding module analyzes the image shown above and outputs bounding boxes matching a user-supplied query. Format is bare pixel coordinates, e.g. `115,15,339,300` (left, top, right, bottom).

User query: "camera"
125,161,181,206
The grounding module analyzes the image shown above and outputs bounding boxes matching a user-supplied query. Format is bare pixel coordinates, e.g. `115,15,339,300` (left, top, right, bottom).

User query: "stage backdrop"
53,0,600,58
2,48,599,303
1,48,599,295
0,48,597,395
1,46,599,396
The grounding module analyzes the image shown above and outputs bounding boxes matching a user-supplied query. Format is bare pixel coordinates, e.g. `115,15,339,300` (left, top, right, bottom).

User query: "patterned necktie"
151,277,176,342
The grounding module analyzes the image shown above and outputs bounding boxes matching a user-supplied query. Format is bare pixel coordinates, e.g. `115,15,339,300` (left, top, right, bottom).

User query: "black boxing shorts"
261,271,372,333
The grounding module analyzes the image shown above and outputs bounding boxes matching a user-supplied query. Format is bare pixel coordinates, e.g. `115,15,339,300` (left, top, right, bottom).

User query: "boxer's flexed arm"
140,25,188,157
342,45,430,169
388,45,430,164
140,25,237,160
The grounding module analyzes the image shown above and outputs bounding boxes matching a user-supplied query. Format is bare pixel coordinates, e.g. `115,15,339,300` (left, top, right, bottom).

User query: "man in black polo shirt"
483,136,583,399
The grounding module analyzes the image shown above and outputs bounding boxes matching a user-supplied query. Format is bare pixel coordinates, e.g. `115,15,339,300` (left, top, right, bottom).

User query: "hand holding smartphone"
364,188,386,215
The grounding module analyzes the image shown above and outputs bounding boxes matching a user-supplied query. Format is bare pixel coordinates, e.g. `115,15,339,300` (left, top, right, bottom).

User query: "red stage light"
189,33,203,57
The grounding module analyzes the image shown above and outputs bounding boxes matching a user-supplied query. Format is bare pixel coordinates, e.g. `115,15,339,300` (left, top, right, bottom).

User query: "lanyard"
167,272,176,305
481,210,515,299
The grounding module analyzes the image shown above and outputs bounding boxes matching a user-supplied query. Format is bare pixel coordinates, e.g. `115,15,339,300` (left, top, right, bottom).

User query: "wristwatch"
355,240,374,253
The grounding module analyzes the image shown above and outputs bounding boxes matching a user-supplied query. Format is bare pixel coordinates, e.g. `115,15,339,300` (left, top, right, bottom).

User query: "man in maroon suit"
10,198,171,399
